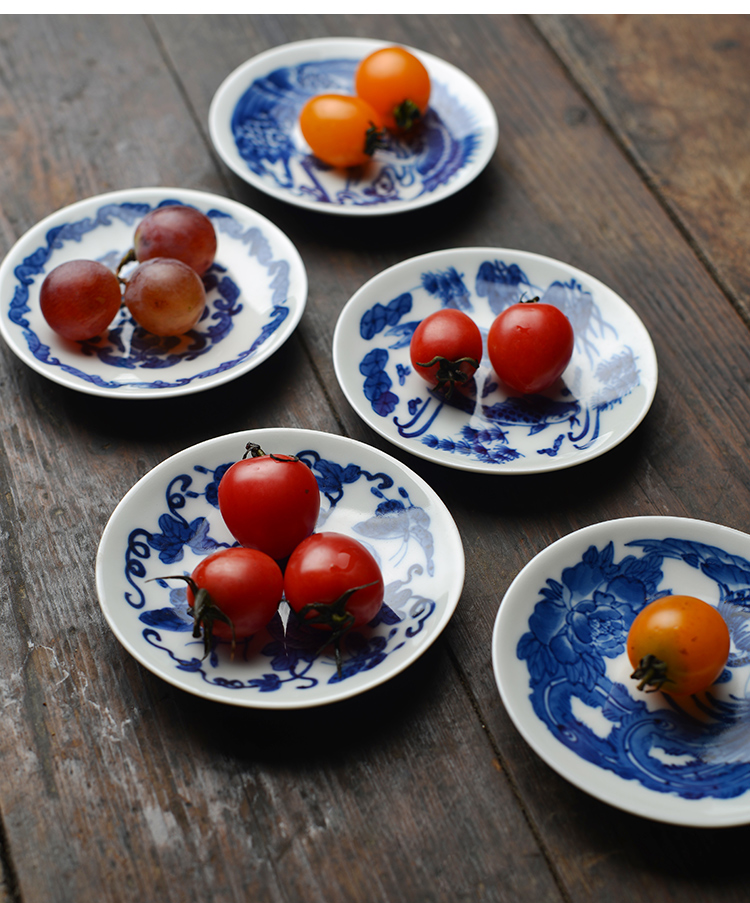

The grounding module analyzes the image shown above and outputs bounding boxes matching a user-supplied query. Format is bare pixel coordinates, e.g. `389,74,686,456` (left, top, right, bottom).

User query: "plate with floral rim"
493,515,750,827
208,37,498,216
332,247,658,474
95,428,465,708
0,187,307,399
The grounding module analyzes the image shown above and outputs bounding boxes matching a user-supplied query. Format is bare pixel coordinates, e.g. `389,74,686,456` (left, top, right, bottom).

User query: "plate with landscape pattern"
96,428,465,708
208,37,498,215
493,516,750,827
0,188,307,399
333,247,658,474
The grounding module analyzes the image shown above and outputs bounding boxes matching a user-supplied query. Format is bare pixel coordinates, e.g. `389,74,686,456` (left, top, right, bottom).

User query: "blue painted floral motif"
360,348,399,417
9,200,292,391
355,258,640,465
360,293,413,342
128,447,439,691
421,267,472,311
230,58,482,208
476,260,532,314
517,537,750,800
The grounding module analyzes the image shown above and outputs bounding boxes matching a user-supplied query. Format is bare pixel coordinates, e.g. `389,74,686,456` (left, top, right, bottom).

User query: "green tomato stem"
150,574,236,660
630,653,674,692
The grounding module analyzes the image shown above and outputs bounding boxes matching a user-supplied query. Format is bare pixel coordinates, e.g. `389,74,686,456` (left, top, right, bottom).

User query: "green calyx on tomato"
152,574,237,659
293,581,379,678
363,122,387,157
416,353,480,399
629,653,672,693
393,99,422,131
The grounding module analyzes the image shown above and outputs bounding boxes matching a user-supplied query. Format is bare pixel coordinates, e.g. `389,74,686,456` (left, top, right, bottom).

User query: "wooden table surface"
2,13,750,903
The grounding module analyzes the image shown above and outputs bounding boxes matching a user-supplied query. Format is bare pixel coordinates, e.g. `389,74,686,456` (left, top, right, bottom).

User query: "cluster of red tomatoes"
40,205,217,342
410,298,576,398
299,45,431,169
160,443,385,672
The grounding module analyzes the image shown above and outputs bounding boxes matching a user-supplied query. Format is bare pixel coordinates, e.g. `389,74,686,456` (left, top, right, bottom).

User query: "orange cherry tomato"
355,46,431,131
299,94,383,168
627,595,730,696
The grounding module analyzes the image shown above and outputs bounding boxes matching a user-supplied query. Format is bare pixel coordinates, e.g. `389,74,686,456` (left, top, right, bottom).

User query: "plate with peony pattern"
493,516,750,827
96,428,464,708
333,247,658,474
0,188,307,399
208,37,498,216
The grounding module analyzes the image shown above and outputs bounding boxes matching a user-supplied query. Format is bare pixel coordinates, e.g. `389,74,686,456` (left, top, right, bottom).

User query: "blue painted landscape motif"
231,58,480,208
124,448,438,692
9,200,291,391
518,537,750,799
358,259,640,465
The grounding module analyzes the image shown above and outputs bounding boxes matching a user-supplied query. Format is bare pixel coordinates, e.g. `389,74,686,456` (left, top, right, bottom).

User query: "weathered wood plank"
0,14,566,903
157,9,750,901
534,13,750,321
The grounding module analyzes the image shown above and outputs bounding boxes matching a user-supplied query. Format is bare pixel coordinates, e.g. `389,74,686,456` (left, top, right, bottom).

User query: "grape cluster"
39,205,217,342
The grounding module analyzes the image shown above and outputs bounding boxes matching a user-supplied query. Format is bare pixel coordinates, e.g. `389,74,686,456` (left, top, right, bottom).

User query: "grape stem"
116,247,136,277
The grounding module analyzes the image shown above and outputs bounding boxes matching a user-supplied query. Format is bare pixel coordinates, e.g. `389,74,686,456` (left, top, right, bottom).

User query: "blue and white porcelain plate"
208,38,498,216
0,188,307,399
333,248,658,474
493,516,750,827
96,428,464,708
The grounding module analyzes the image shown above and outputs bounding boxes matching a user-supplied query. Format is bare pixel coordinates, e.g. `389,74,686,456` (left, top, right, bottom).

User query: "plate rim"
95,427,465,709
207,36,499,217
492,514,750,827
0,186,308,400
332,245,659,475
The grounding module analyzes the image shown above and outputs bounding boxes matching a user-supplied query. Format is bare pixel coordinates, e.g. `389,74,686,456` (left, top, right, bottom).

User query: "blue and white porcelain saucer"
96,428,465,708
333,247,658,474
0,188,307,398
493,516,750,827
208,38,498,216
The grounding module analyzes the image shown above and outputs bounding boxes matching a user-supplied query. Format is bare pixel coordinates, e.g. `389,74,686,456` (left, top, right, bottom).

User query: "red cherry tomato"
158,547,283,657
217,443,320,561
299,94,384,168
487,299,574,394
284,532,385,633
409,308,483,398
627,595,730,696
355,46,431,131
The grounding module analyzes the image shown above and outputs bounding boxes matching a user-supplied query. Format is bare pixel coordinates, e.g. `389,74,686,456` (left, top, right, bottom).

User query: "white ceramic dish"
0,188,307,398
208,37,498,216
493,515,750,827
333,247,658,474
96,428,465,708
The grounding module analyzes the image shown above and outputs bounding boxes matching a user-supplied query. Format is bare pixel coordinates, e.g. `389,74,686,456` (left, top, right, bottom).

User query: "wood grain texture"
534,14,750,321
0,14,562,903
2,12,750,903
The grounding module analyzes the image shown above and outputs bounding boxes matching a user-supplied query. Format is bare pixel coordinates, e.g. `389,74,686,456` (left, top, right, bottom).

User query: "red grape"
134,205,217,275
124,258,206,336
40,259,121,341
